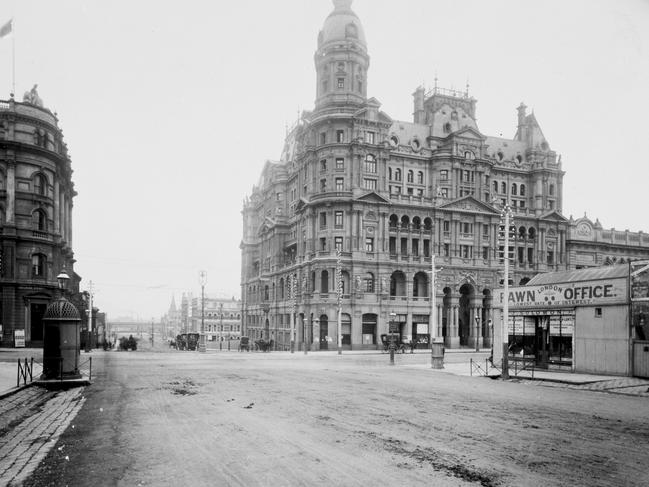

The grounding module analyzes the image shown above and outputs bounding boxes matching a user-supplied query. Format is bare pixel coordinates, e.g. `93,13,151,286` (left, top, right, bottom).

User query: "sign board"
496,278,627,308
631,260,649,301
389,322,399,333
15,329,25,348
416,323,429,334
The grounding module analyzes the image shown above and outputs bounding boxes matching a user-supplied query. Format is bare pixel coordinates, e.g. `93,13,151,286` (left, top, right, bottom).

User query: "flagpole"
12,19,15,96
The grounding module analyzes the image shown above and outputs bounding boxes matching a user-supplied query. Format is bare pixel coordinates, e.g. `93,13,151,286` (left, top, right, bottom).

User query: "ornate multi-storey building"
241,0,649,351
0,89,78,347
189,296,242,343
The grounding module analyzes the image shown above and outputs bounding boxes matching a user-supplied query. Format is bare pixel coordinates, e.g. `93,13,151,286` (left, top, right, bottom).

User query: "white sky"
0,0,647,321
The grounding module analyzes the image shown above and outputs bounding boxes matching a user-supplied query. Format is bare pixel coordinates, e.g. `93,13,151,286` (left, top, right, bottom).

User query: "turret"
314,0,369,110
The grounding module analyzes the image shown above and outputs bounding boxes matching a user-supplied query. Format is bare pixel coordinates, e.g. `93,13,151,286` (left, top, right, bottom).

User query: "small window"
389,135,399,147
335,178,344,191
549,183,555,196
417,171,424,184
320,133,326,145
366,131,375,144
464,151,474,159
520,184,526,196
335,158,344,169
443,122,452,134
493,181,498,193
365,237,374,252
337,78,344,89
319,212,327,229
497,151,504,161
336,130,344,142
334,211,343,228
334,236,343,252
407,170,414,183
320,159,327,171
443,221,450,232
320,179,327,192
440,170,448,181
501,182,507,194
595,307,602,318
395,168,402,181
512,183,518,196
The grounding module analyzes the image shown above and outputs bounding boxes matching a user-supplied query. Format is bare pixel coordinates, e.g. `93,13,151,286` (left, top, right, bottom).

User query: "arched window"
279,278,285,299
528,227,536,239
389,214,399,228
34,173,47,196
520,184,526,196
32,254,46,277
417,171,424,184
443,122,451,134
395,169,401,181
501,182,507,194
549,184,555,196
493,181,498,193
388,167,393,180
512,183,517,196
407,170,414,183
464,151,474,159
33,209,47,231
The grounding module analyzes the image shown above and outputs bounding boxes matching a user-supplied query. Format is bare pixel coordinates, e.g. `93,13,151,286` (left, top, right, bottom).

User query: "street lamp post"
290,274,296,353
430,255,444,369
336,249,342,355
389,311,397,365
199,271,207,353
85,281,93,353
474,316,480,352
303,313,308,355
500,205,514,379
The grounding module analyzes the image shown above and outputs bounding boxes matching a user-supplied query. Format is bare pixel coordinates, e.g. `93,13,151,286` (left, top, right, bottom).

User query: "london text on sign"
495,278,628,308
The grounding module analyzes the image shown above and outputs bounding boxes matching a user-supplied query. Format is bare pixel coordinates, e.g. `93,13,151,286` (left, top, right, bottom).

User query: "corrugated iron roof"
527,265,629,285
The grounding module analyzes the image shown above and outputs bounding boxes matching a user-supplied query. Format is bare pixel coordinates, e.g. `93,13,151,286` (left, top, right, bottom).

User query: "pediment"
452,126,486,141
355,191,391,204
256,216,276,235
437,195,498,214
295,197,308,212
540,210,569,222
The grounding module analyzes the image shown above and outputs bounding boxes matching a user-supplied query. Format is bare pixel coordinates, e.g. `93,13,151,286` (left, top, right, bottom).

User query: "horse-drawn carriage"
239,336,251,352
380,334,414,354
176,332,200,351
254,338,274,352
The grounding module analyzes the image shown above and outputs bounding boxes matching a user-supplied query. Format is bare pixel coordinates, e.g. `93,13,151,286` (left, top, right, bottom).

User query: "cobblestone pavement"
0,387,86,486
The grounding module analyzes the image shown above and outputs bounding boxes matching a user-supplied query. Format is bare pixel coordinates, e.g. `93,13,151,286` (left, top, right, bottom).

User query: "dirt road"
24,350,649,486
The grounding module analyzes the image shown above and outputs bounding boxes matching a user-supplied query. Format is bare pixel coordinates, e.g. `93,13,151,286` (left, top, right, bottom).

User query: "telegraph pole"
199,271,207,353
500,205,514,379
336,249,342,355
85,281,93,353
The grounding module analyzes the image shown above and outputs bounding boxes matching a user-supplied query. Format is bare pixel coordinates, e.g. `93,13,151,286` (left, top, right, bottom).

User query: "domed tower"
314,0,369,110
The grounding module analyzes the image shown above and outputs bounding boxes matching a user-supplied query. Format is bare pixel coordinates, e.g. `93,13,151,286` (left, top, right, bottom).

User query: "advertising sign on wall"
496,278,627,309
14,329,25,347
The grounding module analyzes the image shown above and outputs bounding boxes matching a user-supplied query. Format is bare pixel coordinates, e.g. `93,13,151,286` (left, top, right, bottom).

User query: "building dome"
318,0,366,48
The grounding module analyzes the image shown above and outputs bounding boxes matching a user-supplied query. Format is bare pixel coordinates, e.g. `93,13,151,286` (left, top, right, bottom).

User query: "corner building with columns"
240,0,649,351
0,94,78,347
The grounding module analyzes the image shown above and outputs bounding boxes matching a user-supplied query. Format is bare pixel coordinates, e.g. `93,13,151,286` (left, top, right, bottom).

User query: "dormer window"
443,122,452,134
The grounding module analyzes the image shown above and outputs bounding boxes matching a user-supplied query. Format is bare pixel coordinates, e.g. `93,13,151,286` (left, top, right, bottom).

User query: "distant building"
240,0,649,352
0,91,79,347
190,296,242,342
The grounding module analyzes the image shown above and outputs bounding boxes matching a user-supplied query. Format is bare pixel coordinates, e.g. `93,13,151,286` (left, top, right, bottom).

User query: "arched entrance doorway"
459,283,475,346
319,314,329,350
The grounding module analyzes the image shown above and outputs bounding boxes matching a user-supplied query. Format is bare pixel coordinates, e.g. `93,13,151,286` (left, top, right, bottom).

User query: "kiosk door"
535,317,549,368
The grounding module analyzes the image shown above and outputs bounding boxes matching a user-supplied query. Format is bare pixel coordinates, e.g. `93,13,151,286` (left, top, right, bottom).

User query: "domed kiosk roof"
318,0,366,48
43,298,81,321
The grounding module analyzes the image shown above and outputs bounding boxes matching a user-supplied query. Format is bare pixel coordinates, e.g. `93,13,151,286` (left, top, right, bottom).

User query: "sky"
0,0,647,321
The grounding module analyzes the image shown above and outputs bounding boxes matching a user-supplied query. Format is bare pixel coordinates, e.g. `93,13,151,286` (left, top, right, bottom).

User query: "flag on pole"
0,19,12,39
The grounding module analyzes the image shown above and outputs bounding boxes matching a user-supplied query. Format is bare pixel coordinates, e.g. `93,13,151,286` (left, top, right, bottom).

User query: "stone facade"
189,296,242,342
0,94,77,347
240,0,649,351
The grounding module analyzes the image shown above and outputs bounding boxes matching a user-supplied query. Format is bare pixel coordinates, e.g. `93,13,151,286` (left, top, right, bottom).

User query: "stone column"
54,180,60,234
6,159,15,224
437,304,444,340
446,294,460,348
